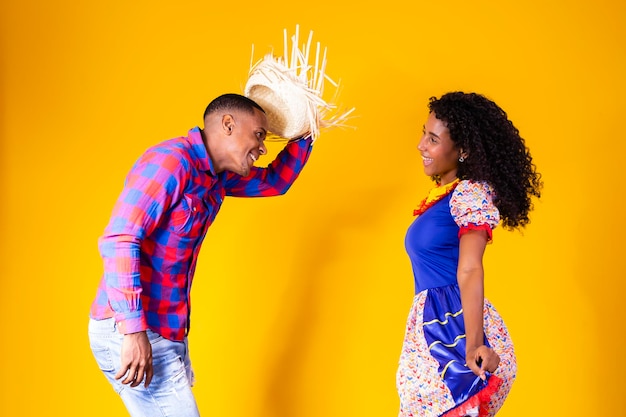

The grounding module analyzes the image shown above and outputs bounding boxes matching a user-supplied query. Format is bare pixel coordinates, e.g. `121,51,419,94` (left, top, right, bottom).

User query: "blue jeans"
88,318,200,417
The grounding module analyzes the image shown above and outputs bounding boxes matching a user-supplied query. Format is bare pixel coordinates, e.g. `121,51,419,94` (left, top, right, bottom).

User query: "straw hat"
244,25,354,141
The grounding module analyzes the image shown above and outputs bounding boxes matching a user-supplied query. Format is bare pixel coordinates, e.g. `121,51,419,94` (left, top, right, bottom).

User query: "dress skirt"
396,286,517,417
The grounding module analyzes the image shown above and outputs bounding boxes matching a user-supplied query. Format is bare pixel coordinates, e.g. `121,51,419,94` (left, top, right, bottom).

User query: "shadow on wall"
259,182,405,416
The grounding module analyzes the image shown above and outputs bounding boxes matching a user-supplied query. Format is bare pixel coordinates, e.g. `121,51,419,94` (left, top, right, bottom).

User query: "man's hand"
466,345,500,381
115,331,153,388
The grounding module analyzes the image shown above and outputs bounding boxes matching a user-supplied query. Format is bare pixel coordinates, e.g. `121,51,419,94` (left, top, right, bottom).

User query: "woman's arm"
458,229,500,380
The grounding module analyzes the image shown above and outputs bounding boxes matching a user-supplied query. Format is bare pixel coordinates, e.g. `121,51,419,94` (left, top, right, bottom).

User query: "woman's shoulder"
450,180,499,227
453,179,495,198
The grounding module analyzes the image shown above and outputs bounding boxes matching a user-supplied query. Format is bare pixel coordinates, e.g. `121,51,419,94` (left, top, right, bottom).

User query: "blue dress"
396,180,516,417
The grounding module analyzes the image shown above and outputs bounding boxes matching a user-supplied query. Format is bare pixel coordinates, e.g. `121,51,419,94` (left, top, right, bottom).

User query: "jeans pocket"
147,353,187,389
91,346,115,372
146,328,164,344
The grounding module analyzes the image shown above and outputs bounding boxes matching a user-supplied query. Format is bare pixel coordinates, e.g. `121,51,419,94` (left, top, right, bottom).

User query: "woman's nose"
417,137,425,151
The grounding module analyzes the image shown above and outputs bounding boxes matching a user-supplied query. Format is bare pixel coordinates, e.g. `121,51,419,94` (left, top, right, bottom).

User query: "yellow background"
1,0,624,416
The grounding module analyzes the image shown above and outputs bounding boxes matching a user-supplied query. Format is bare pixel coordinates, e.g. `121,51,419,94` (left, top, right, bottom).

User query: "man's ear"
222,114,235,135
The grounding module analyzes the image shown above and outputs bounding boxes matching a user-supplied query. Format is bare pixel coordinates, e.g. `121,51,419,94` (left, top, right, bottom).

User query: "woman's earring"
458,156,465,162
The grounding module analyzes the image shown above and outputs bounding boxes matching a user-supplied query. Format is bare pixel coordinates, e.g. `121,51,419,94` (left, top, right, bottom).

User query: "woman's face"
417,112,461,185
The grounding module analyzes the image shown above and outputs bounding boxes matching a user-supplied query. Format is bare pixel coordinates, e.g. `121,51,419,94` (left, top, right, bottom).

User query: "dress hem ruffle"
441,374,503,417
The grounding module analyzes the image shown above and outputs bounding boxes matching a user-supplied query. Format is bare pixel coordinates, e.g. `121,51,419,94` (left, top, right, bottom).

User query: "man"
88,93,313,417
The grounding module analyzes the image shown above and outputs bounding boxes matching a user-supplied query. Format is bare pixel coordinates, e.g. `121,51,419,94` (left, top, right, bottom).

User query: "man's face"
223,108,268,176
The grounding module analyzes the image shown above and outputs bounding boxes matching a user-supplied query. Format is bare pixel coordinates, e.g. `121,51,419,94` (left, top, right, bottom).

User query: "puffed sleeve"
449,180,500,241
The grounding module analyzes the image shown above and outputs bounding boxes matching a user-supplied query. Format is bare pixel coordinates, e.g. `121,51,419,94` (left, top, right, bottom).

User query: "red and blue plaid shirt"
90,127,313,341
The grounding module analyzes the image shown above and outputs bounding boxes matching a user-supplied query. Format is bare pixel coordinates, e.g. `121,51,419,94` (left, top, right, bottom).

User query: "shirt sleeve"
98,146,187,333
223,137,313,197
449,180,500,241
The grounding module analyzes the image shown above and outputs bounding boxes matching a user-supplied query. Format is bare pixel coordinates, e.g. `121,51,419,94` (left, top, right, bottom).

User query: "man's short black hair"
203,93,265,119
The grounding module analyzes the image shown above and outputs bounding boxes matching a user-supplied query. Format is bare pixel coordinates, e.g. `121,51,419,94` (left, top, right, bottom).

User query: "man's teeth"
249,153,257,162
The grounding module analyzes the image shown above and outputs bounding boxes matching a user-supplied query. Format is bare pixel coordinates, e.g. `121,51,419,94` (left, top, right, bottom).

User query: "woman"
396,92,542,416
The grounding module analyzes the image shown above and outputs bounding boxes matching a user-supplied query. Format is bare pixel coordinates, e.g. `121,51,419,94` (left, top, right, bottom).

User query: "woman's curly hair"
428,92,543,230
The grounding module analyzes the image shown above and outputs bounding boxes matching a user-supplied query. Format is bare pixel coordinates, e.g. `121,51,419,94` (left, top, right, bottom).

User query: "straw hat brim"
245,74,313,139
244,26,354,141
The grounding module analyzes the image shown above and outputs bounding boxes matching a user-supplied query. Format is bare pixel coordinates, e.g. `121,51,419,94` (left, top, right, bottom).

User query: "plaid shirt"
90,127,313,341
